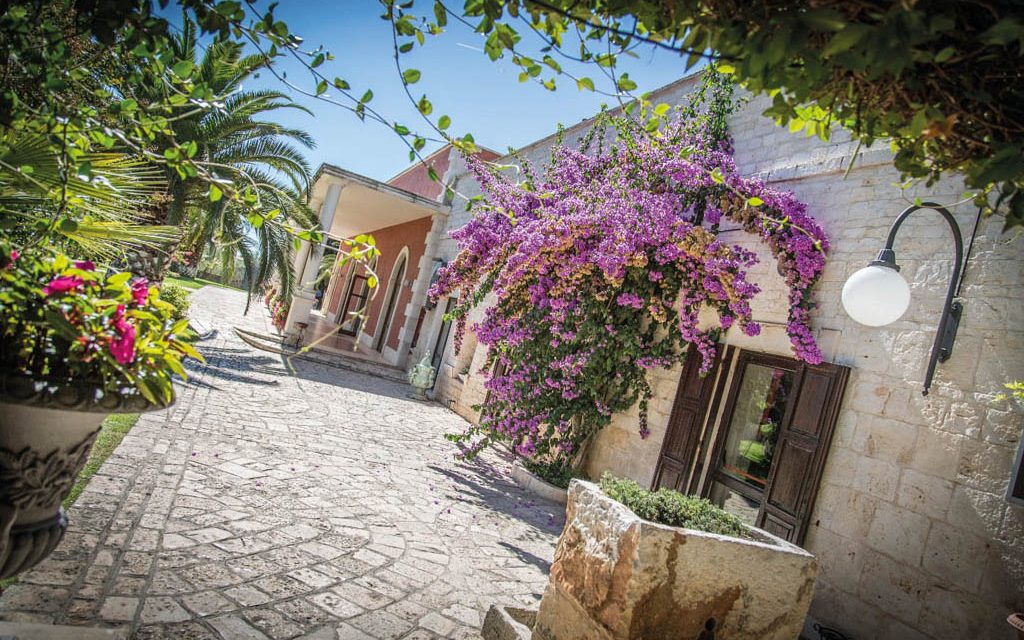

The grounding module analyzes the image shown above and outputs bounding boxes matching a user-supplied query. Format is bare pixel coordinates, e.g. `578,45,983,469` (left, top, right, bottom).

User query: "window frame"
704,350,803,512
1009,437,1024,507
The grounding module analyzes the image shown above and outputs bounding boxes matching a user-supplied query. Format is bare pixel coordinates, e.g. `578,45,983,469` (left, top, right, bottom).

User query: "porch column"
285,181,344,336
394,210,449,369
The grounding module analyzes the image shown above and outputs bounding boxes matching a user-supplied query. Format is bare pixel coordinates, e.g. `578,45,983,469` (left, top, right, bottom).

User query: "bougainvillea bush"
429,72,828,465
0,242,201,406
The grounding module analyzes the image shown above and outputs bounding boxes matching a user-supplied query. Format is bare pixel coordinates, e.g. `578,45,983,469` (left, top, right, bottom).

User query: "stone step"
233,328,409,383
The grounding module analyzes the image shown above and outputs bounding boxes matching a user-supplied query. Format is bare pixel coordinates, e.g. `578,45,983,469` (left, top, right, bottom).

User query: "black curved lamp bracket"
874,202,965,396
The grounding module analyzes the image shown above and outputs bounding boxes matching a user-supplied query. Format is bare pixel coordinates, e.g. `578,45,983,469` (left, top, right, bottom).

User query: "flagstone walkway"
0,286,563,639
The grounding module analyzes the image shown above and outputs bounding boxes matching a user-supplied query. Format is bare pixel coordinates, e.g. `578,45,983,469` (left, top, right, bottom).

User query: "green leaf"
438,115,451,130
577,77,595,92
45,310,79,340
747,196,764,207
710,167,725,184
316,79,328,95
399,42,414,53
172,60,194,77
367,276,378,288
360,89,374,103
403,68,421,84
209,184,223,202
934,47,956,63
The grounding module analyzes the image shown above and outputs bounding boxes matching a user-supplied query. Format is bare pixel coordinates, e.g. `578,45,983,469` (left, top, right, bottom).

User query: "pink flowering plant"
0,243,202,407
429,71,829,466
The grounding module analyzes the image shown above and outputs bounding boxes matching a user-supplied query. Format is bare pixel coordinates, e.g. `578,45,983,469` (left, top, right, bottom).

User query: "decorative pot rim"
0,371,171,413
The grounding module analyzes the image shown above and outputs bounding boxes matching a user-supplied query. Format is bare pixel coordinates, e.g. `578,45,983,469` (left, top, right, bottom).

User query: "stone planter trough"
512,462,569,505
486,479,818,640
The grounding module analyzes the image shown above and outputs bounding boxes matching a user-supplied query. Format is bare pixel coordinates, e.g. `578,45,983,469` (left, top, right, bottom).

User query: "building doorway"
375,251,408,352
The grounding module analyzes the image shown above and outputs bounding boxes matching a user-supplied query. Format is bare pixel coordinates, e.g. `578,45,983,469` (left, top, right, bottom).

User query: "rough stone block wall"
430,76,1024,639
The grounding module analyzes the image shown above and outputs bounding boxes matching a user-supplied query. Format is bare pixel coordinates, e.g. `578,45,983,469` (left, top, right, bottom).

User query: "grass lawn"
62,413,140,508
0,413,140,591
164,274,243,292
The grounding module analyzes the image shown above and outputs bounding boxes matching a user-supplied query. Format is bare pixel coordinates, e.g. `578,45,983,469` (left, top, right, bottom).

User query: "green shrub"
599,473,750,539
522,459,588,489
159,282,191,322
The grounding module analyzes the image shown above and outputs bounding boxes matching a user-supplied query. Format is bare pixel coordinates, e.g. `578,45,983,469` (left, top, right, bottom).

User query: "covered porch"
284,163,449,371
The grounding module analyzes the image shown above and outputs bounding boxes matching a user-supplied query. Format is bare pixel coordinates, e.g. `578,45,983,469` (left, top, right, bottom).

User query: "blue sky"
242,1,690,182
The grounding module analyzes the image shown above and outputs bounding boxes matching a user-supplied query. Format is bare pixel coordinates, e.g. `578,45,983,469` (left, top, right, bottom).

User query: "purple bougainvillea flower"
131,278,149,306
74,260,95,271
42,275,84,296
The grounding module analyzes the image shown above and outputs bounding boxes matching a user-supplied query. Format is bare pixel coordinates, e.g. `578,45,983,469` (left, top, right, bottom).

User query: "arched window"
375,248,408,352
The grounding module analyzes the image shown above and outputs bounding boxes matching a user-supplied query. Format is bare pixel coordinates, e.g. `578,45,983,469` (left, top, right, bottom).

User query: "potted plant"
528,475,818,640
0,243,201,580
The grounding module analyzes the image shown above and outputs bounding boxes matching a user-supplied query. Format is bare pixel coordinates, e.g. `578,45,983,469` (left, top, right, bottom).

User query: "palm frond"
61,221,181,261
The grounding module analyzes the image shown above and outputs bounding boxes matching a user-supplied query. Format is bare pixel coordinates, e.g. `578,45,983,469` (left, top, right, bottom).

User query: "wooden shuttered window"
653,347,850,547
651,347,727,495
757,361,850,544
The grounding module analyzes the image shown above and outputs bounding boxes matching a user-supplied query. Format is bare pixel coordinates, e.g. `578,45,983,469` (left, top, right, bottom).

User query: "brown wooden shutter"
758,361,850,545
651,347,726,493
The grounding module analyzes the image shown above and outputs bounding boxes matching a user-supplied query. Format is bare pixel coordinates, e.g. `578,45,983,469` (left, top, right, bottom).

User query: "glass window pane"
719,363,794,490
710,481,759,526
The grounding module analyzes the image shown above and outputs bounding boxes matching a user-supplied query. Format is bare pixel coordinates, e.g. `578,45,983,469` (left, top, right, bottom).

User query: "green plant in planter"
599,473,749,539
0,242,202,405
158,282,191,323
522,458,588,490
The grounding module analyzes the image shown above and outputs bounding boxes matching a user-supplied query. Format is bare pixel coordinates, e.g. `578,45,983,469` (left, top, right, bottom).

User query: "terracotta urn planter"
531,480,818,640
0,373,163,580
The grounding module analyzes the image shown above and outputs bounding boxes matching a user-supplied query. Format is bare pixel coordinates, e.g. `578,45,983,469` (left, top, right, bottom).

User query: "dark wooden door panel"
651,348,722,492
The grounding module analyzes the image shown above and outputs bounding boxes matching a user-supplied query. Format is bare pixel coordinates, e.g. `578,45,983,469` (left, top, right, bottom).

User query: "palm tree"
118,17,316,303
0,129,180,259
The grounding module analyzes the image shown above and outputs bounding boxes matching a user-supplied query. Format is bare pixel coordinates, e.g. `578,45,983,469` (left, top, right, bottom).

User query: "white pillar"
285,181,344,335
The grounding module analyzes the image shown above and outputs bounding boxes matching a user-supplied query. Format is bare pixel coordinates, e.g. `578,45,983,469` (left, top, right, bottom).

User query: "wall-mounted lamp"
841,202,967,396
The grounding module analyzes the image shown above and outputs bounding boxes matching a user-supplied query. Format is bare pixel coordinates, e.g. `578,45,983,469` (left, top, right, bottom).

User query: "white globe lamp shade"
842,264,911,327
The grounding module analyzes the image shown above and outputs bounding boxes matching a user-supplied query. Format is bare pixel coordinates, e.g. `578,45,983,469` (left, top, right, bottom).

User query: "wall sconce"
841,202,967,396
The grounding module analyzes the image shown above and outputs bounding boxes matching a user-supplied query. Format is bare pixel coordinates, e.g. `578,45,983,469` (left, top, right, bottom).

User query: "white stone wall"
426,75,1024,639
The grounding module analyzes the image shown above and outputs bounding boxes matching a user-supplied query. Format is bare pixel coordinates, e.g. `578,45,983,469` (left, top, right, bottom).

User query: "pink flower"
131,278,149,306
110,305,136,365
42,275,83,296
74,260,95,271
9,250,18,262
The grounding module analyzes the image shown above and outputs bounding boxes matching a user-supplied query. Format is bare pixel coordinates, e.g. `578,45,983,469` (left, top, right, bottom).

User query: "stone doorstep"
511,463,568,506
232,327,408,383
481,605,536,640
0,622,127,639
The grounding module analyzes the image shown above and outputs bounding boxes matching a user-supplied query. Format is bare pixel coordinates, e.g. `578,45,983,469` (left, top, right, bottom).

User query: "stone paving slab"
0,286,563,639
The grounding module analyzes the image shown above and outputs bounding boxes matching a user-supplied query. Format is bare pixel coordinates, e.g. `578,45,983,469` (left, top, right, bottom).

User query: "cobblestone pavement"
0,286,563,639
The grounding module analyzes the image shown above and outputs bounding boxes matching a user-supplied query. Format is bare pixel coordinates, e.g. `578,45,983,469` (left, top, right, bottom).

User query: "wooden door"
338,274,370,336
651,347,724,493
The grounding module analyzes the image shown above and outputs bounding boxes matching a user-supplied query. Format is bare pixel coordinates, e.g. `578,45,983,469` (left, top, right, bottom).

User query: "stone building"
404,74,1024,640
284,144,497,368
